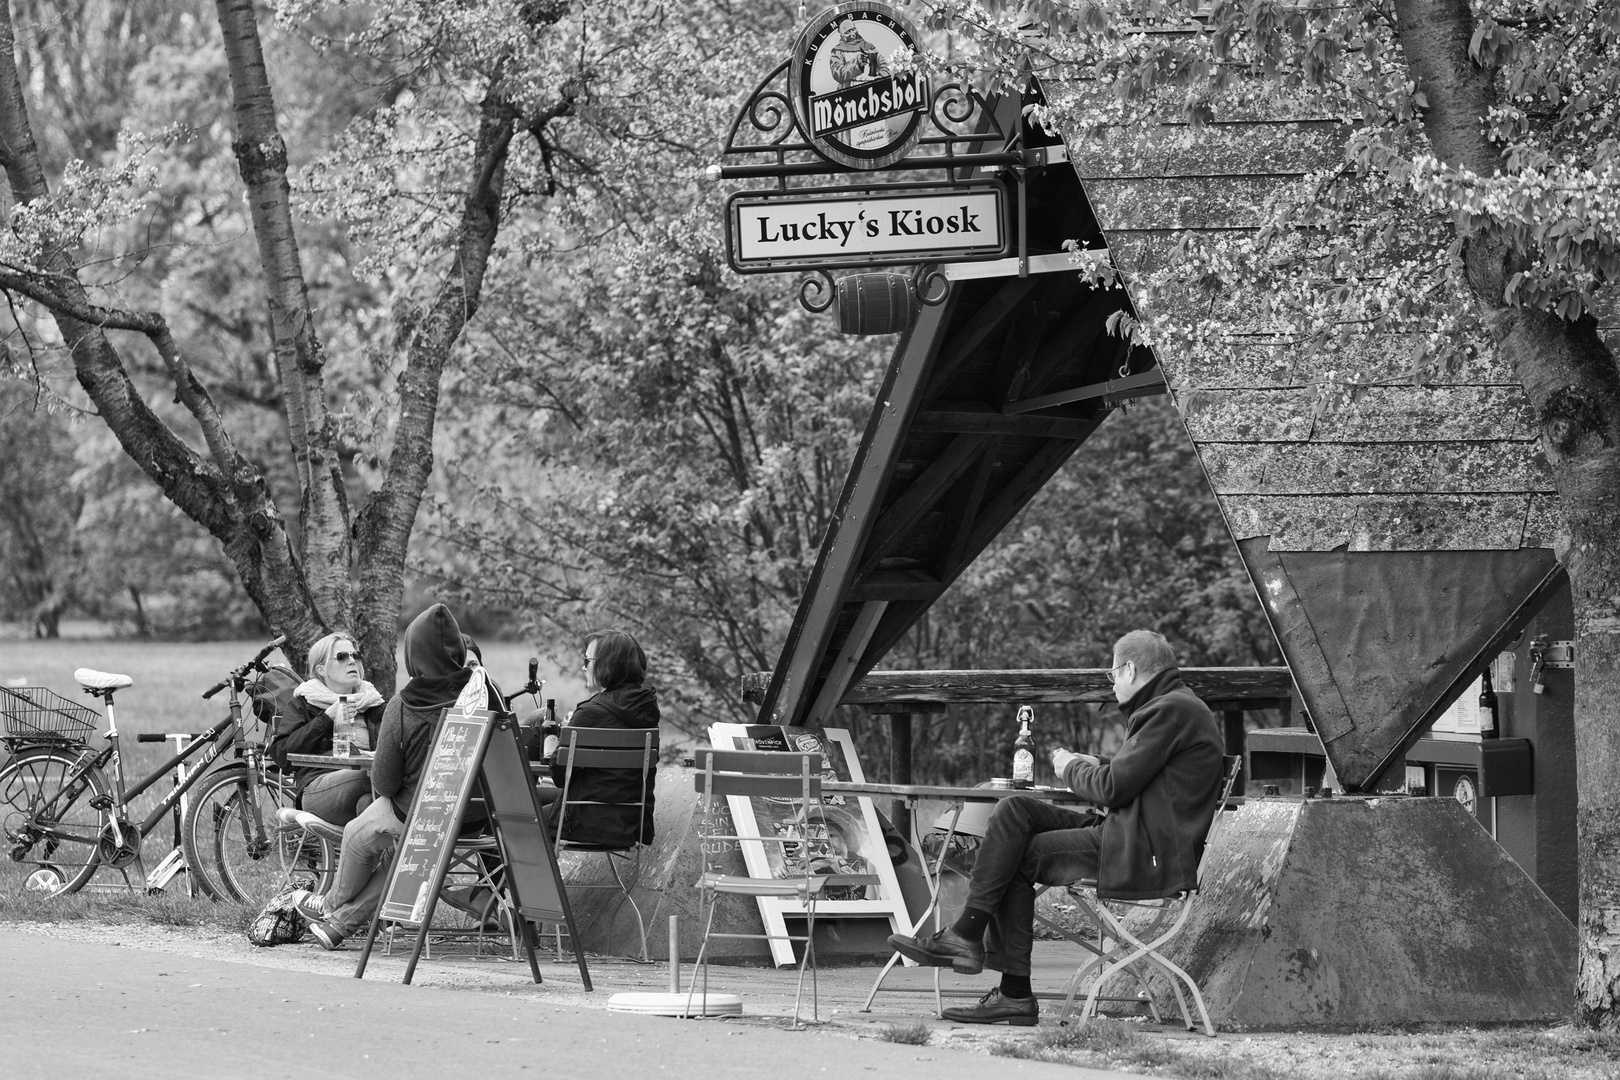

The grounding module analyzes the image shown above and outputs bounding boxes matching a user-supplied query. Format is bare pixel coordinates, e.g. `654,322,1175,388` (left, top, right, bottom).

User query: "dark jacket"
371,604,473,820
548,683,660,848
1060,668,1223,900
270,695,384,798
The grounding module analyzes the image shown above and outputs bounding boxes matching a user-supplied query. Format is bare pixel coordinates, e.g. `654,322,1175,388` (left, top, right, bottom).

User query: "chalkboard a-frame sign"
352,708,590,989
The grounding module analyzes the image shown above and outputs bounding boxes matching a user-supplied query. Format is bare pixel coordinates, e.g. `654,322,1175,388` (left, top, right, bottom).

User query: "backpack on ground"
247,885,307,947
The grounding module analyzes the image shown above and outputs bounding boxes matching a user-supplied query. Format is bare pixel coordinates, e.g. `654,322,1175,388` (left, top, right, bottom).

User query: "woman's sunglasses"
333,650,358,662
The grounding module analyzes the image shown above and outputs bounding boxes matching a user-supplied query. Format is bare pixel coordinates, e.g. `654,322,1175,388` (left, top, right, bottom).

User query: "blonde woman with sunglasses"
268,632,386,826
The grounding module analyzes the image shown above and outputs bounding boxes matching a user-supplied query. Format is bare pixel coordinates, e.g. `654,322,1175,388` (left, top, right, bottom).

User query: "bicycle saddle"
74,668,133,691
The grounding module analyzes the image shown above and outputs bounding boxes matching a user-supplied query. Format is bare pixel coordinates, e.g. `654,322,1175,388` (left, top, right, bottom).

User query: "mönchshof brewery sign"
728,183,1006,273
791,2,929,170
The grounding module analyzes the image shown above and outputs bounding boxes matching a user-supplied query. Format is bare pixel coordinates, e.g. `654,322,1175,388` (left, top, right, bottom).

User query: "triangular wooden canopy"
755,88,1163,728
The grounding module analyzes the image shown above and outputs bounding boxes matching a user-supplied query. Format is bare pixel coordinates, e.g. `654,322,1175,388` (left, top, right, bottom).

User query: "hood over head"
404,604,466,680
400,603,473,708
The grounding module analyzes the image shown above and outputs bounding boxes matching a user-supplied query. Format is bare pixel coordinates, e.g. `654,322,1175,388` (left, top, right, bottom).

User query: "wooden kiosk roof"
754,97,1165,728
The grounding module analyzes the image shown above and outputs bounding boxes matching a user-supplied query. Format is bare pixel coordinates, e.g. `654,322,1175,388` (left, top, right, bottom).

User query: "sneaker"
887,927,985,974
307,921,345,950
288,889,326,923
940,987,1039,1026
294,811,345,847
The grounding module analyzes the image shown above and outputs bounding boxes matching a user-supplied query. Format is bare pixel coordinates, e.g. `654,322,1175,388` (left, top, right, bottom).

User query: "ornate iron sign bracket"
710,4,1057,316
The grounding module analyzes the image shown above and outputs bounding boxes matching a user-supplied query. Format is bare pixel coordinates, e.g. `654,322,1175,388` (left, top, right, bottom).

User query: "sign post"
354,709,589,989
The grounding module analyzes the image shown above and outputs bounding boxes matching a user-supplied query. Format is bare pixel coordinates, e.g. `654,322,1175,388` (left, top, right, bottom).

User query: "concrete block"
1115,795,1575,1029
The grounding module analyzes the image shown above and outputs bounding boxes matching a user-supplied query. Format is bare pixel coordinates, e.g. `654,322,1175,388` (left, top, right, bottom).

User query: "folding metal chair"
688,748,876,1026
1054,754,1242,1036
547,726,659,961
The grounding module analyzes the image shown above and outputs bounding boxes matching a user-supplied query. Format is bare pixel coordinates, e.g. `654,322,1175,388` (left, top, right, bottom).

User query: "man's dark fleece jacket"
1058,668,1224,900
371,605,472,820
548,683,660,848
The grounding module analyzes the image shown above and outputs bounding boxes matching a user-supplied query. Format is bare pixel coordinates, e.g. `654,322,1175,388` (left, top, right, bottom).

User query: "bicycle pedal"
88,793,114,811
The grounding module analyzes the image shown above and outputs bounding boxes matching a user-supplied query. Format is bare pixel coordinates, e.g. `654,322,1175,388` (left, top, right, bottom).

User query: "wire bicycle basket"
0,686,99,743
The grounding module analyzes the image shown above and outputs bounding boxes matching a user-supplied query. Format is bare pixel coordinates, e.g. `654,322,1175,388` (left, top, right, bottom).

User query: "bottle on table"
1478,668,1499,738
1012,705,1035,788
542,698,561,762
331,695,354,757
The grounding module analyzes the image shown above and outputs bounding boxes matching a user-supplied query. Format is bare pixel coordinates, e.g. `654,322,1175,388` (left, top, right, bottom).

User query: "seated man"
887,629,1224,1025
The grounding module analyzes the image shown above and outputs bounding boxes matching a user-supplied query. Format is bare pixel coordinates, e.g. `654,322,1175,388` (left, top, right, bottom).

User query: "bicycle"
0,636,295,902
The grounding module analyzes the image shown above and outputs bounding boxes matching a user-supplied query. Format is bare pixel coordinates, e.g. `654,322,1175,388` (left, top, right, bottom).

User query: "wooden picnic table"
821,780,1087,805
287,753,375,770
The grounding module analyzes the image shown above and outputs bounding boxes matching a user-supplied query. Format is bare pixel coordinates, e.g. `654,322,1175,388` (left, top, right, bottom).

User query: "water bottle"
1012,705,1035,788
331,695,352,757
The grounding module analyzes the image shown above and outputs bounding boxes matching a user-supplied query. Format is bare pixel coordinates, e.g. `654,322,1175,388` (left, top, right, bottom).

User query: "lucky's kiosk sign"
722,2,1008,277
791,2,930,170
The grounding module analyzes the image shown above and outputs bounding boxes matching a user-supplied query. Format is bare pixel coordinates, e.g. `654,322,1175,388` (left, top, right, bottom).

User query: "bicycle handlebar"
508,656,543,699
201,634,289,700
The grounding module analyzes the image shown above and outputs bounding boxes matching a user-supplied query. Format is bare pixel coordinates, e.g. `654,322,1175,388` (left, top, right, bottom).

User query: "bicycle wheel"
182,766,295,904
0,746,110,895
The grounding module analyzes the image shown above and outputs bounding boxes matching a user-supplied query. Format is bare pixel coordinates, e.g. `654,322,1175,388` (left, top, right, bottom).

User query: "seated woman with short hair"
525,629,660,847
270,632,385,827
549,628,660,848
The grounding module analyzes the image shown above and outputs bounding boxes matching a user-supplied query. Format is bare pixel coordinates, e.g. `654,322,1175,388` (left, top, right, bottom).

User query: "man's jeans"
964,795,1103,977
320,795,403,936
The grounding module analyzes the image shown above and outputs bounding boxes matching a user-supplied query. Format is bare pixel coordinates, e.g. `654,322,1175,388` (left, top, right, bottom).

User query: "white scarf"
294,678,385,723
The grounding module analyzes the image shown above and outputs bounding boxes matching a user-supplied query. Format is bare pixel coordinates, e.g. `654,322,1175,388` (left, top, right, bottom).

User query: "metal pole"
668,915,680,994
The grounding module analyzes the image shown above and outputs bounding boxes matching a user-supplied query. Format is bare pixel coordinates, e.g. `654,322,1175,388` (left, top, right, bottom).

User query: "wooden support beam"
1004,367,1167,414
848,571,942,602
1003,289,1118,404
889,713,912,840
962,435,1093,558
914,403,1096,439
924,276,1041,399
754,297,956,726
740,667,1295,705
857,434,990,577
937,438,999,579
802,600,888,728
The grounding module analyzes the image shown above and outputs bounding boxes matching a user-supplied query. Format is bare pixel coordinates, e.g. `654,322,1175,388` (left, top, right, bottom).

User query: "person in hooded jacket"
886,629,1224,1026
269,632,386,826
292,604,499,949
538,629,660,848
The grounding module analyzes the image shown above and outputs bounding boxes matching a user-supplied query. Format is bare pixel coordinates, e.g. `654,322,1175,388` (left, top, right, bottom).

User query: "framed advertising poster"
708,723,909,966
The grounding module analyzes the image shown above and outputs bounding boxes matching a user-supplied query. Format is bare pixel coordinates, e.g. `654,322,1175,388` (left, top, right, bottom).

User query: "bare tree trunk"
214,0,351,628
351,91,528,693
127,584,150,638
1394,0,1620,1027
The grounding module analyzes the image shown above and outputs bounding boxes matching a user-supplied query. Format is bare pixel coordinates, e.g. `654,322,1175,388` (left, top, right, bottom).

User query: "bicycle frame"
30,682,268,878
107,702,249,842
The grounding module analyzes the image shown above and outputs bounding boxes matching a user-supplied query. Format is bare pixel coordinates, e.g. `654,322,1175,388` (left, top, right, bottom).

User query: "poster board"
358,708,588,988
379,711,490,925
708,723,908,966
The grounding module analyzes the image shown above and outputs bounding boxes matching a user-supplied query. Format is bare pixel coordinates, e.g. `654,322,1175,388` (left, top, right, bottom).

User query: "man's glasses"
1109,661,1131,679
333,651,358,662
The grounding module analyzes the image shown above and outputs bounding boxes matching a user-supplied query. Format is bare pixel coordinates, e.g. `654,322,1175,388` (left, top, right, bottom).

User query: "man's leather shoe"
940,988,1039,1026
886,927,985,974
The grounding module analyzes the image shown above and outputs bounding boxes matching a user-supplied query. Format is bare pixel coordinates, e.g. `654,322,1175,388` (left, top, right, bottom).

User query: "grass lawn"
0,637,590,814
970,1017,1620,1079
